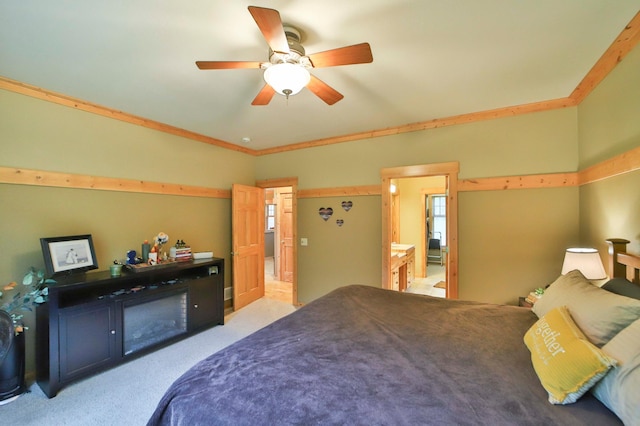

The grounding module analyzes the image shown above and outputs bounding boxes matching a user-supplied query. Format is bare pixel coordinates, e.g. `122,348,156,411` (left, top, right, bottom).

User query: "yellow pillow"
524,306,617,404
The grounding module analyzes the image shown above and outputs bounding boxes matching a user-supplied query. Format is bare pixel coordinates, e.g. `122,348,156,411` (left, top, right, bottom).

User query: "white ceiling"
1,1,639,151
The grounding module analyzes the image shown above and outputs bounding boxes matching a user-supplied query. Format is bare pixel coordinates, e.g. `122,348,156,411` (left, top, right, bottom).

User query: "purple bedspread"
148,285,620,425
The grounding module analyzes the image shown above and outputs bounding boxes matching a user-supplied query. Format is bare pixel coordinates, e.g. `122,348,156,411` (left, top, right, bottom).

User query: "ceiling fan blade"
251,84,276,105
308,43,373,68
196,61,262,70
248,6,290,54
307,75,344,105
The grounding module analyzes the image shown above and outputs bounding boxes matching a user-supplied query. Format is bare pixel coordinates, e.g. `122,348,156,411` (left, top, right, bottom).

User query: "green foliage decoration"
1,267,56,332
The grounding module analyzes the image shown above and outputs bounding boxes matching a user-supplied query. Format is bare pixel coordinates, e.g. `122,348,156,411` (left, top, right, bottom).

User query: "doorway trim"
256,177,299,305
381,162,459,299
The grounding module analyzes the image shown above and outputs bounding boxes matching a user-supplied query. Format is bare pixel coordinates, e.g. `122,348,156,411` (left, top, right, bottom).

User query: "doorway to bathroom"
382,162,459,299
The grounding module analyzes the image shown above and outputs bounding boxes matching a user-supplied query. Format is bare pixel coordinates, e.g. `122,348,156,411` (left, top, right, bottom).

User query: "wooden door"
232,184,264,310
278,191,294,282
391,192,400,243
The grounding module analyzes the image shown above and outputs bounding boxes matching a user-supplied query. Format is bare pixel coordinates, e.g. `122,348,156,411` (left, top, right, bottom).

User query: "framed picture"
40,234,99,275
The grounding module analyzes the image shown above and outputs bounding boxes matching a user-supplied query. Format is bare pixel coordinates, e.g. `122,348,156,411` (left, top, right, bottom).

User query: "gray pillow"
532,270,640,347
591,318,640,425
602,277,640,300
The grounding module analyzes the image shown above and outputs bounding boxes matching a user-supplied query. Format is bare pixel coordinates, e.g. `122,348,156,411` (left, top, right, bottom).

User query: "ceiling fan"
196,6,373,106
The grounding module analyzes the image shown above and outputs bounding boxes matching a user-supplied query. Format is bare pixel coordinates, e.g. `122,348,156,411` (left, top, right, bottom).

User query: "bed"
148,240,640,425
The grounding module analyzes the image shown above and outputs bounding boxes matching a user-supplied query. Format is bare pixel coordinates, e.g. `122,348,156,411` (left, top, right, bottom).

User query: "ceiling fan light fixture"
264,63,310,98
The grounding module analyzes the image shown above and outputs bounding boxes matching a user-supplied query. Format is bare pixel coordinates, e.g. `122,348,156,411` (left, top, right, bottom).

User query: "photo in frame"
40,234,99,276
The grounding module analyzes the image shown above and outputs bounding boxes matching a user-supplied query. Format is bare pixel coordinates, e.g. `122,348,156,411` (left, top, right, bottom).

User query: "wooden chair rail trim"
0,167,231,199
578,144,640,185
459,144,640,192
1,143,638,198
459,173,578,192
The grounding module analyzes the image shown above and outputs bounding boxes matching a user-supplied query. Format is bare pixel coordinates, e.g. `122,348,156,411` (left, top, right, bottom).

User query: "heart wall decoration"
318,207,333,221
336,219,344,227
341,201,353,212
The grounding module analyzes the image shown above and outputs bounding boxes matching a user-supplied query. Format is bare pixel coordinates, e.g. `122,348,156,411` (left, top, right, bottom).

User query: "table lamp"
561,248,607,280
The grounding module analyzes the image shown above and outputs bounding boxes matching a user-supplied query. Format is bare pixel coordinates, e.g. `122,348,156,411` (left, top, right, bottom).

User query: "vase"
0,329,26,404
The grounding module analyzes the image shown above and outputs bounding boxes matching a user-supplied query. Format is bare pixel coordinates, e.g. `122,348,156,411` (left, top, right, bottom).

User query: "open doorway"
389,177,447,297
257,178,298,305
263,187,294,303
381,162,459,299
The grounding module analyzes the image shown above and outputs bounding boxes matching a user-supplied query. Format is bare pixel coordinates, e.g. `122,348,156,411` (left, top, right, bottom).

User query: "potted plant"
0,268,55,404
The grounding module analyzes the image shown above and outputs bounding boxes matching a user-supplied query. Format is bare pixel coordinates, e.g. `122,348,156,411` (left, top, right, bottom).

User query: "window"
432,195,446,243
265,204,275,231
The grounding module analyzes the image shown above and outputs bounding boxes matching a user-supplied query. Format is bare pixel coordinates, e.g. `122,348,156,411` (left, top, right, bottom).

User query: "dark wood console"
36,258,224,398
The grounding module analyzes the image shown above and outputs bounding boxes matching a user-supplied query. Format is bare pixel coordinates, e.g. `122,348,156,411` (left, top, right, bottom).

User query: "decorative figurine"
126,250,137,265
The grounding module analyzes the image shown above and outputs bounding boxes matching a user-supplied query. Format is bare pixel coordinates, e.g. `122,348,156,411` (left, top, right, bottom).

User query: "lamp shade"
561,248,607,280
263,63,310,97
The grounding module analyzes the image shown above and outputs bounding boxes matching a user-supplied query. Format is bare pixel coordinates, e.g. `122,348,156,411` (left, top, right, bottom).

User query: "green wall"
1,92,254,186
578,42,640,169
256,107,578,184
578,43,640,255
459,187,579,304
1,90,254,372
256,107,580,305
1,90,255,283
298,196,382,302
580,171,640,255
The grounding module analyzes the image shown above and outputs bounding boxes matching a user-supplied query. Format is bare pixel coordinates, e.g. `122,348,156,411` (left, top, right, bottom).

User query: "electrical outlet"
301,238,308,246
224,287,232,300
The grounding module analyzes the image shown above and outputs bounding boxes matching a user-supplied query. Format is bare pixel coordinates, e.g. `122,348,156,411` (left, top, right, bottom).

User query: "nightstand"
518,297,533,309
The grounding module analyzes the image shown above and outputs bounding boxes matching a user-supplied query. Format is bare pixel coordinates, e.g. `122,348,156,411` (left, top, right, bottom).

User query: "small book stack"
174,246,192,262
525,292,542,305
